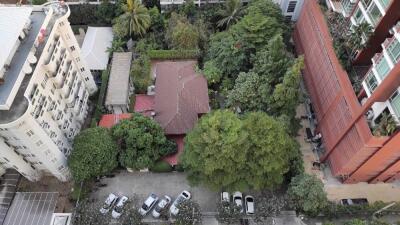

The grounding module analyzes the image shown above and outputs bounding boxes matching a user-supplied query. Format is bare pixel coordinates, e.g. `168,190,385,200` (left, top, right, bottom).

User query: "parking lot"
91,171,219,214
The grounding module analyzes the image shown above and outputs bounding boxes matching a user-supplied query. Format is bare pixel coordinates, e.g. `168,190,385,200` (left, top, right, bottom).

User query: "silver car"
152,195,172,218
100,193,118,214
138,194,159,216
169,190,191,216
112,196,129,218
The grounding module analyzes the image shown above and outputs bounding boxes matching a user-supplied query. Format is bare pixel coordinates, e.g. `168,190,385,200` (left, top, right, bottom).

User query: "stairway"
0,170,20,225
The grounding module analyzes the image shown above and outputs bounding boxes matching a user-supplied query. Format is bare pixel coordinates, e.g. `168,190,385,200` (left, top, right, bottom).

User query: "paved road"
91,171,219,213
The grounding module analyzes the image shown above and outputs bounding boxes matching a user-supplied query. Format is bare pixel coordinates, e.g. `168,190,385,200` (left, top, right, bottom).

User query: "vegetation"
182,110,299,191
93,69,110,124
150,161,174,172
113,0,151,38
112,113,176,170
216,201,242,224
175,200,202,225
147,49,200,59
130,55,151,94
373,112,398,137
72,201,112,225
287,174,328,217
32,0,47,5
166,13,199,50
217,0,244,28
69,127,118,182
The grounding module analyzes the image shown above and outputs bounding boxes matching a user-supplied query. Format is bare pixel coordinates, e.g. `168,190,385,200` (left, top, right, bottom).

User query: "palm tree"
106,38,125,55
217,0,243,29
123,0,151,37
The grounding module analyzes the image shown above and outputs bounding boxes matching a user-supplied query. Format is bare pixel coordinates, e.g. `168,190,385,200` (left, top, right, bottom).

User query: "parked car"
139,194,159,216
340,198,368,206
112,196,129,218
221,192,230,203
244,195,254,215
100,193,118,214
152,195,172,218
169,190,191,216
233,191,243,213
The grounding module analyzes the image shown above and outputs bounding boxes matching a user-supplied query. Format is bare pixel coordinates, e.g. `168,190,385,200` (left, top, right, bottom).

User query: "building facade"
294,0,400,183
0,3,97,182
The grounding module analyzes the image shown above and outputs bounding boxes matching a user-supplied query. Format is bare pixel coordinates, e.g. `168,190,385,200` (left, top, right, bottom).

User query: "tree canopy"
287,174,328,217
181,110,299,190
175,200,202,225
165,13,199,50
113,0,151,38
69,127,118,182
112,113,176,169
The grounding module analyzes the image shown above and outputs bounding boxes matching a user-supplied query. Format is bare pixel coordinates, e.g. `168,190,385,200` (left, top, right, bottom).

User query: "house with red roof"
100,60,210,165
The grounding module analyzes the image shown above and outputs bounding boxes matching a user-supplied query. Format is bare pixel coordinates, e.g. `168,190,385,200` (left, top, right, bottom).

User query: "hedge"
147,49,200,60
150,161,173,173
93,69,109,122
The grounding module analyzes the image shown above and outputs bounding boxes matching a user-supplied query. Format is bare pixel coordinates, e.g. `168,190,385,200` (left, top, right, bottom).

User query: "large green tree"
270,56,304,117
69,127,118,182
226,71,271,112
287,174,328,217
217,0,243,28
181,110,299,190
112,113,176,169
113,0,151,38
175,200,202,225
165,13,199,50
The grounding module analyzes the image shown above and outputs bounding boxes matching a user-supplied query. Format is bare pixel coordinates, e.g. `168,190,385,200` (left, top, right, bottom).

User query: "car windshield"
176,196,184,204
247,198,253,202
182,192,189,198
102,203,111,209
154,205,162,212
141,204,149,211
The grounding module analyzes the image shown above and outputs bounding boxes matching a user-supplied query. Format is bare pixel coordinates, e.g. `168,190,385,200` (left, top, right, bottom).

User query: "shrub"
175,164,185,172
150,161,173,172
147,49,200,60
131,55,152,94
32,0,47,5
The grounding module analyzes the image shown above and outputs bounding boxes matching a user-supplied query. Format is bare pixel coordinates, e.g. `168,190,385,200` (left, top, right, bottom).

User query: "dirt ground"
17,176,74,213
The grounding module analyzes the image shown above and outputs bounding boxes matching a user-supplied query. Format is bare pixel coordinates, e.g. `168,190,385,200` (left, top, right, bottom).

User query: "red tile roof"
134,94,155,117
98,114,132,128
162,135,185,166
153,60,209,135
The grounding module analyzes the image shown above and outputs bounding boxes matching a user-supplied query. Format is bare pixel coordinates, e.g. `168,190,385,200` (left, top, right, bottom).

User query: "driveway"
91,171,218,213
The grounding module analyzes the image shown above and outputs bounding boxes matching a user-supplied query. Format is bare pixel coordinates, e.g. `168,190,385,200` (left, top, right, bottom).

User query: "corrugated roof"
80,27,113,71
154,60,209,135
105,52,132,106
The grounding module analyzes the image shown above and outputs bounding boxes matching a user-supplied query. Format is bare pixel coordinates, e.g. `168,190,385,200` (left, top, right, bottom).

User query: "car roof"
145,194,157,205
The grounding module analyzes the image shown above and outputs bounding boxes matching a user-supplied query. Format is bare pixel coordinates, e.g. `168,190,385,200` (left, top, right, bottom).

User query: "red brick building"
294,0,400,183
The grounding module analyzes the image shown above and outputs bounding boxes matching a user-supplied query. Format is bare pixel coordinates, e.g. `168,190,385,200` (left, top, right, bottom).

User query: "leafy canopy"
181,110,299,191
69,127,118,182
166,13,199,50
287,174,328,217
112,113,176,169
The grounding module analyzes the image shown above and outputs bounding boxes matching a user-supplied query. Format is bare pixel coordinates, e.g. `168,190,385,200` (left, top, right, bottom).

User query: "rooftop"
80,27,113,71
0,9,46,124
153,60,209,135
105,52,132,106
98,113,132,128
0,7,32,79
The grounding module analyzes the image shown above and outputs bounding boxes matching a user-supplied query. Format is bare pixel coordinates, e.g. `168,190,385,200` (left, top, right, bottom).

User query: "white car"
152,195,172,218
245,195,254,215
221,192,230,203
112,196,129,218
169,190,191,216
100,193,118,214
233,191,243,213
138,194,159,216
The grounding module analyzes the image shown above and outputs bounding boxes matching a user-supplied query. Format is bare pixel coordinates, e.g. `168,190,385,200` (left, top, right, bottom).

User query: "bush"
131,55,152,94
32,0,47,5
69,4,99,25
175,164,185,172
147,49,200,60
150,161,173,172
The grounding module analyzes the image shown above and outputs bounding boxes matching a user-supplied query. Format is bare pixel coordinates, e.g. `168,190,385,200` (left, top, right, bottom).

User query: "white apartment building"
0,2,97,182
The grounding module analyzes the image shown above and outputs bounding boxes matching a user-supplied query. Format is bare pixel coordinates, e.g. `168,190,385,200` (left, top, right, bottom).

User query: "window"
375,57,390,79
285,15,292,21
354,8,364,24
287,1,297,13
65,33,70,40
70,46,75,51
367,3,382,26
80,67,85,72
378,0,391,9
76,57,80,62
387,39,400,63
3,157,9,162
26,130,34,137
390,91,400,118
36,140,43,146
85,77,89,81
